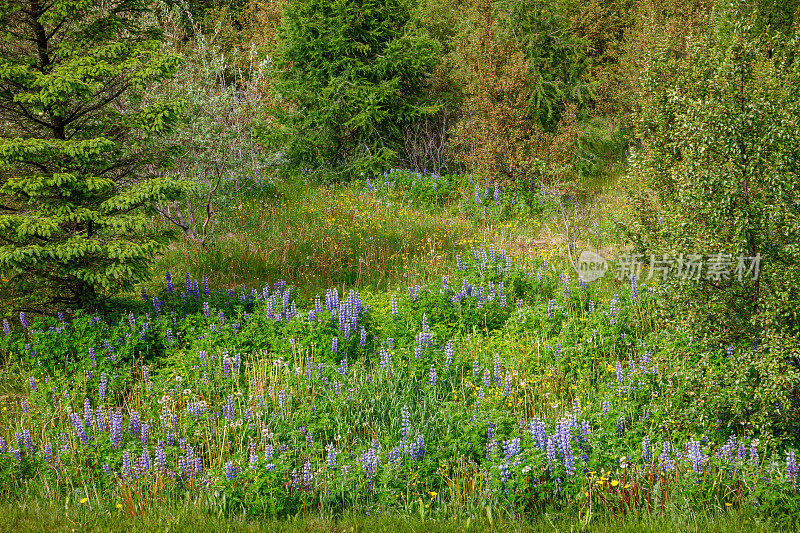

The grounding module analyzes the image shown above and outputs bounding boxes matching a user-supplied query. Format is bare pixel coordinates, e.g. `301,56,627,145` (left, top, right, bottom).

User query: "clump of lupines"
0,244,793,520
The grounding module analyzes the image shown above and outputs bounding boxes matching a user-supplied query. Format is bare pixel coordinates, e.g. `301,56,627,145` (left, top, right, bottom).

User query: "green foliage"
503,0,593,132
623,3,800,342
0,0,186,310
256,0,439,180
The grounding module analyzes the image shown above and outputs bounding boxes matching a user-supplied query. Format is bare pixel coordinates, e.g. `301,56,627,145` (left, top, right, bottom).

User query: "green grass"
0,500,781,533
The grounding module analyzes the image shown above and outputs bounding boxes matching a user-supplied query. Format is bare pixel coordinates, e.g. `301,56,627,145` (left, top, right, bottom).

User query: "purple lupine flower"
130,411,141,436
139,448,150,476
155,444,167,471
29,377,37,392
225,461,240,480
530,418,547,452
616,416,626,436
96,407,106,432
98,373,107,398
84,398,92,428
787,451,798,486
493,357,502,387
166,329,173,344
203,301,210,320
224,396,235,422
588,300,595,314
331,336,338,354
279,390,286,409
44,443,52,463
360,327,367,346
23,429,33,453
165,271,174,295
499,463,511,487
122,451,132,476
602,400,610,417
444,341,453,370
303,461,312,488
401,406,410,441
141,422,149,446
546,436,557,469
3,319,10,336
483,369,491,388
610,294,619,326
642,435,652,462
202,276,210,296
428,364,437,386
264,444,273,462
750,440,759,466
380,348,391,370
388,446,401,466
503,374,512,397
70,413,90,445
327,444,337,466
20,312,29,330
110,409,123,447
557,418,575,476
547,299,554,317
0,437,6,453
249,442,259,469
686,440,707,474
361,448,378,480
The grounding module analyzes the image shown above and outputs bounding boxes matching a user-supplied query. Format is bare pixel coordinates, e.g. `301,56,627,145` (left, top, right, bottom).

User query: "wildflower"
787,451,798,486
225,461,240,480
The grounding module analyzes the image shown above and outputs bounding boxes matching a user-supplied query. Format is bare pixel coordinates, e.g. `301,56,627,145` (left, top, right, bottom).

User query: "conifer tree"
0,0,185,310
260,0,438,179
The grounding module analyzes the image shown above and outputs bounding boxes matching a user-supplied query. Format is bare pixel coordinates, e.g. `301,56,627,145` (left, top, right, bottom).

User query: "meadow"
0,170,798,532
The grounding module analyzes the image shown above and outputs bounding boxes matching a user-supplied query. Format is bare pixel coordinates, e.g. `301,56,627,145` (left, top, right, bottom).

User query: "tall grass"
150,179,480,301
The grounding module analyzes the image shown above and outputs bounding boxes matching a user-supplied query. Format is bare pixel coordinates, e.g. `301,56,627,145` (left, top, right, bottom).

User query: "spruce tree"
0,0,185,310
260,0,438,179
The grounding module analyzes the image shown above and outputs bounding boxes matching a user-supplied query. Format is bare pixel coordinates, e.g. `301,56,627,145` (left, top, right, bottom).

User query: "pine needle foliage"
0,0,186,311
258,0,439,180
